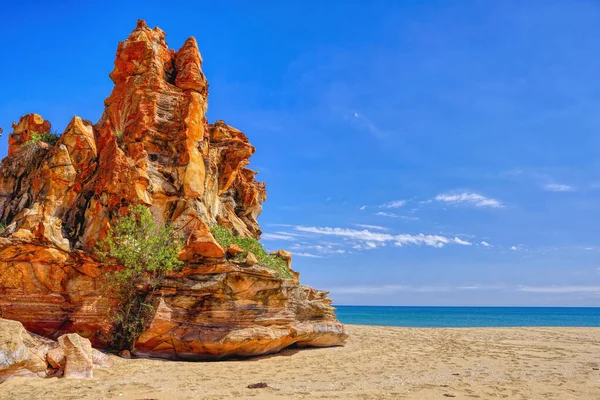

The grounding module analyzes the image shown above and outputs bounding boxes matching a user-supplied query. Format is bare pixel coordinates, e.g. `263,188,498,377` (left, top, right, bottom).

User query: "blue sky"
2,1,600,306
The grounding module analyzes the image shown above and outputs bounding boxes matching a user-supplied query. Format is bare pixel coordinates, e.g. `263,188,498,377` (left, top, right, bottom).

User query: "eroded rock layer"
0,20,346,360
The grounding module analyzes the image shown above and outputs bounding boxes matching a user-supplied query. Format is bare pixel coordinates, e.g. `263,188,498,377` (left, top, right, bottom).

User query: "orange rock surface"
0,20,346,360
7,114,52,156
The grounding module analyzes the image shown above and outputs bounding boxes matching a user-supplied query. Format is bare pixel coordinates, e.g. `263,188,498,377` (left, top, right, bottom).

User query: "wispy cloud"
351,112,388,138
262,233,298,241
329,283,506,294
289,243,347,256
353,224,388,231
518,285,600,293
480,241,492,247
380,200,406,208
394,234,468,248
453,237,473,246
359,205,366,210
295,226,393,243
375,211,419,220
435,192,503,208
294,226,472,248
330,284,600,295
293,252,324,258
376,211,397,218
330,284,450,294
543,183,575,192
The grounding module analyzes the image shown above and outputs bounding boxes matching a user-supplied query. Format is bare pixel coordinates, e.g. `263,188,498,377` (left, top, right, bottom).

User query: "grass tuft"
24,131,60,147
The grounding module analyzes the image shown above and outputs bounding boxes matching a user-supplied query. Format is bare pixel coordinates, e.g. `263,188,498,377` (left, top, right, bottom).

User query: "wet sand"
2,325,599,399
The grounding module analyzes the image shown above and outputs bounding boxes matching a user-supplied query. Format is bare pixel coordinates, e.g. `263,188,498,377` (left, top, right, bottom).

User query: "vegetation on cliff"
24,131,60,147
211,226,293,278
97,205,183,350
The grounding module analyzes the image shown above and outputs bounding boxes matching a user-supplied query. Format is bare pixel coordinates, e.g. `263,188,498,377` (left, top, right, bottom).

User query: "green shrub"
24,131,60,147
96,205,183,350
211,225,293,279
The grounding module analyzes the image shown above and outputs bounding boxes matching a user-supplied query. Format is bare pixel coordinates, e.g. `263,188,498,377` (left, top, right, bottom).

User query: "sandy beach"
2,325,599,399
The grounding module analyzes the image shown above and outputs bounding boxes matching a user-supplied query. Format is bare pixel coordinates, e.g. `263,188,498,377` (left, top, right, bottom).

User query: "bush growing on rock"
24,131,60,147
210,225,293,278
96,205,183,350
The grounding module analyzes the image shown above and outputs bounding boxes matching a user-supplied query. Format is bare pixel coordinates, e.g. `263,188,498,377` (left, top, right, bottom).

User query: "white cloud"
359,205,366,210
376,211,399,218
510,246,518,251
543,183,574,192
394,234,471,248
453,237,473,246
376,211,398,218
480,241,492,247
380,200,406,209
330,283,505,295
435,192,503,208
351,111,387,138
518,286,600,293
261,233,298,241
330,283,600,295
353,224,388,231
293,252,324,258
289,243,347,255
295,226,393,243
375,212,419,220
293,226,472,249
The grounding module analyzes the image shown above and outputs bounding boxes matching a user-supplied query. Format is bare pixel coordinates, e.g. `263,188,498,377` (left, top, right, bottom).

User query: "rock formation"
0,20,346,360
0,318,111,382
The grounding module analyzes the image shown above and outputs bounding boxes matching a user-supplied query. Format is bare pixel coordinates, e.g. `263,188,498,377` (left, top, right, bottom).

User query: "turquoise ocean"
334,306,600,327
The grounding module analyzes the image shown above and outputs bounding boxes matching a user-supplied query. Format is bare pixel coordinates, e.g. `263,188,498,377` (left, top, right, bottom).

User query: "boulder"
245,252,259,265
270,250,293,270
227,244,244,256
0,319,112,382
119,350,131,359
58,333,94,378
0,318,48,383
92,349,113,367
46,346,65,370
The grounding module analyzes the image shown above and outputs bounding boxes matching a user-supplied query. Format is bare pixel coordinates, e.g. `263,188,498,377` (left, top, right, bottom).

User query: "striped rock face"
0,20,346,360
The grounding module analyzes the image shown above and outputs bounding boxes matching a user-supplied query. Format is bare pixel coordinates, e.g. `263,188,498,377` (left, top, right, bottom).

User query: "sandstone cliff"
0,20,346,360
